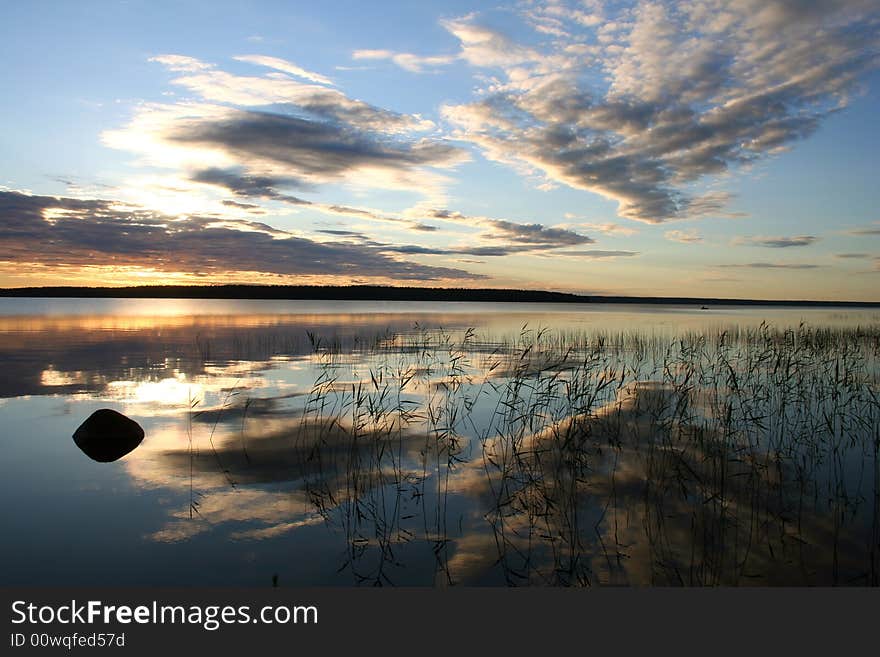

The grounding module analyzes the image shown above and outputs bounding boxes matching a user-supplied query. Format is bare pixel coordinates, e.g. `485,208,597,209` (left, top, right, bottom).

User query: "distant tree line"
0,284,877,307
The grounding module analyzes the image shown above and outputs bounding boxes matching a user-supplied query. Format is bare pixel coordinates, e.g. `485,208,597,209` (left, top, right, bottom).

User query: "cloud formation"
549,249,639,259
170,110,460,185
719,262,822,270
15,5,874,295
733,235,818,248
0,191,479,281
561,218,639,236
439,1,879,222
419,207,595,248
184,165,593,252
188,167,444,232
665,229,703,244
314,212,600,259
190,168,311,204
233,54,334,86
103,54,467,202
352,49,457,73
847,224,880,236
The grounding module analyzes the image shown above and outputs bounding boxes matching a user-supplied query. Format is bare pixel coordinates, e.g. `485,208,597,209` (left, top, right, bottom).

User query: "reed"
188,321,880,585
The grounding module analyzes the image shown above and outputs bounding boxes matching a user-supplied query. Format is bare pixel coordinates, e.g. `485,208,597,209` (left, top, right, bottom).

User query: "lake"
1,298,878,586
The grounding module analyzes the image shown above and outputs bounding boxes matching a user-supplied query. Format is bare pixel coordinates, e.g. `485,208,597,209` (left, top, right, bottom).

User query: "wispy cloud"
417,207,595,249
561,216,638,236
147,54,213,72
147,54,435,133
352,49,456,73
233,54,334,85
189,167,439,232
221,199,263,211
441,16,543,68
548,250,639,259
314,229,370,240
700,274,742,283
847,223,880,236
733,235,818,248
665,229,703,244
719,262,823,270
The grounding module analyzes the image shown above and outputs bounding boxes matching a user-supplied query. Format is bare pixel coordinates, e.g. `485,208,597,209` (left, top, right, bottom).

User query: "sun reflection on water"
2,302,880,586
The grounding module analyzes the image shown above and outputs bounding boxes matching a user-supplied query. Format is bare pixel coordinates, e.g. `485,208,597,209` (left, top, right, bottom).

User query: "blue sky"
1,0,879,299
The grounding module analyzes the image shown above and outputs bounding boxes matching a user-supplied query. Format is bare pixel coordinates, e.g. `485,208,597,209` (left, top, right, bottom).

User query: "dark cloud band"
0,191,480,281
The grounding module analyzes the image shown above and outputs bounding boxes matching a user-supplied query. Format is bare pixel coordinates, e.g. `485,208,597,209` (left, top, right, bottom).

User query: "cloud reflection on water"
2,303,878,585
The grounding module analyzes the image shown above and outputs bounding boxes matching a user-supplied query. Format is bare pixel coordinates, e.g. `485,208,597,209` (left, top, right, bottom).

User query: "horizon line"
1,284,878,308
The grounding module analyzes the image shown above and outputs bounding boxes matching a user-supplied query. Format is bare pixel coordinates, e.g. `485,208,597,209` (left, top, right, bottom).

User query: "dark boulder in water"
73,409,144,462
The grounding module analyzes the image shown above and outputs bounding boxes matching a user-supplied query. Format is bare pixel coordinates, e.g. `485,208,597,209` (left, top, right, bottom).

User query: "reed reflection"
104,322,880,585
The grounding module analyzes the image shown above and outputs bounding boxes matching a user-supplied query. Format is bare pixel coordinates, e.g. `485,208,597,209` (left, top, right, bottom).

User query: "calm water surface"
2,299,878,586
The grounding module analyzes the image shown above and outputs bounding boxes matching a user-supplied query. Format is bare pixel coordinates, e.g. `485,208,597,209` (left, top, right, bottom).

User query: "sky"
1,0,879,300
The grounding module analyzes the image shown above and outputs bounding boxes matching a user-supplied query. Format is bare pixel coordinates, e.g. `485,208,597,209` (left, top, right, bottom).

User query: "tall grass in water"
194,321,880,586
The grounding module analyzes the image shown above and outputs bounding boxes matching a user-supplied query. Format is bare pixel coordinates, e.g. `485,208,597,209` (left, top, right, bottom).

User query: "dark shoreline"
1,285,878,307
